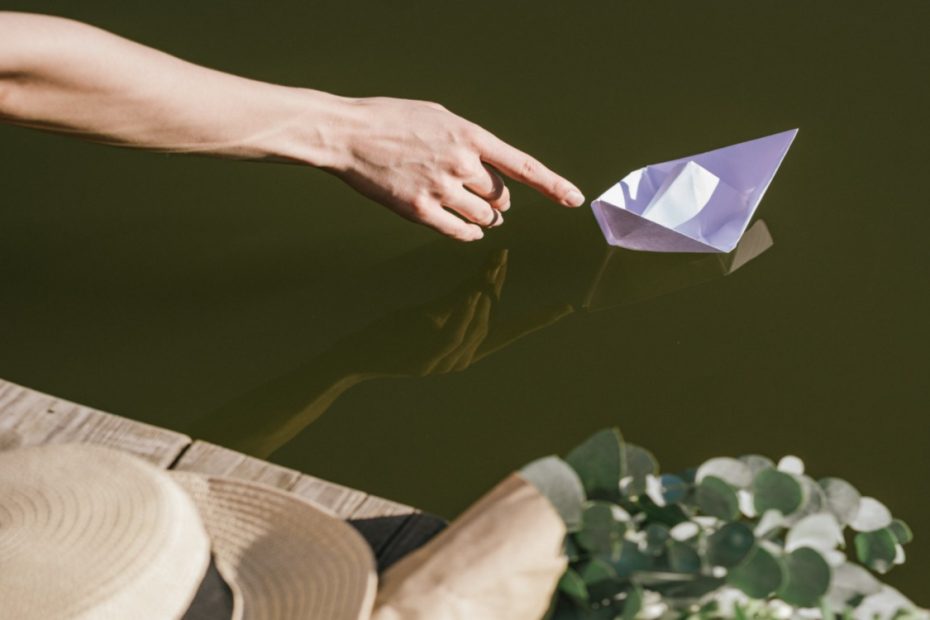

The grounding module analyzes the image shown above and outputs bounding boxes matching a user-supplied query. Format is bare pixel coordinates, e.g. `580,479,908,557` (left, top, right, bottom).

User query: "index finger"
473,128,585,207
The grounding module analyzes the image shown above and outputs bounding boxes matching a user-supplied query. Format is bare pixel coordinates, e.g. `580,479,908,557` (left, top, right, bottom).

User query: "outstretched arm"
0,12,585,240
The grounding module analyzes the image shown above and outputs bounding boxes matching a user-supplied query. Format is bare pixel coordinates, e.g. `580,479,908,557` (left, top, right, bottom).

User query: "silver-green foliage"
521,428,925,620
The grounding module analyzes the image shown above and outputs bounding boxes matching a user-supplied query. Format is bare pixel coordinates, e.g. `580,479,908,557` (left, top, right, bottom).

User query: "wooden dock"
0,378,445,571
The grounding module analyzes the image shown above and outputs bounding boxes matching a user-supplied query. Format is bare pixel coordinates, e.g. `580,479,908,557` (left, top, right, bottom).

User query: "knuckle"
410,194,432,216
436,178,459,199
518,157,541,180
449,155,477,178
460,123,483,145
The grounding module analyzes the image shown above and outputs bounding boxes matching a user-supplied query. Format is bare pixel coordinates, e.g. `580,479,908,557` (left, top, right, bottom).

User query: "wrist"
263,87,361,171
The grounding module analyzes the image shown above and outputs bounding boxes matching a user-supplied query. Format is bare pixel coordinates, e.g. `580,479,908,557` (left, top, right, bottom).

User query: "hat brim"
171,472,377,620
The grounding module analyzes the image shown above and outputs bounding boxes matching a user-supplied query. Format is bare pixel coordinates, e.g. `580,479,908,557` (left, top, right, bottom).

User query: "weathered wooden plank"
174,440,445,563
173,440,302,490
0,378,446,566
290,473,368,519
0,379,190,467
174,443,374,519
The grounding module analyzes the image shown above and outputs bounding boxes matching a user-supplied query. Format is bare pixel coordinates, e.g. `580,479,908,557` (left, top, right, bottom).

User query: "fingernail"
563,189,585,208
500,200,511,212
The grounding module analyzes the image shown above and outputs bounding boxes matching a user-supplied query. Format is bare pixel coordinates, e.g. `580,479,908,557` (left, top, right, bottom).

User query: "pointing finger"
473,127,585,208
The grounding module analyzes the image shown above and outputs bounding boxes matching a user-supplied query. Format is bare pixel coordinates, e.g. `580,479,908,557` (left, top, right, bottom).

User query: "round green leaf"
740,454,775,476
697,476,740,520
520,456,586,530
707,522,755,568
647,473,689,507
662,474,689,503
612,540,652,578
566,428,625,502
855,529,897,574
889,519,914,545
777,455,805,475
640,498,690,528
788,476,828,523
575,502,626,556
818,477,861,525
850,497,892,532
558,568,589,606
578,558,620,602
828,562,882,606
621,586,643,620
786,513,844,553
727,544,784,598
778,547,832,607
667,540,702,574
579,557,617,584
753,469,803,516
644,523,670,556
754,509,787,537
696,457,753,488
622,443,658,497
550,597,588,620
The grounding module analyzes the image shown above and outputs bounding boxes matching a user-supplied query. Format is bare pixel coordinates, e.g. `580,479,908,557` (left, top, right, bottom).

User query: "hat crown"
0,444,211,620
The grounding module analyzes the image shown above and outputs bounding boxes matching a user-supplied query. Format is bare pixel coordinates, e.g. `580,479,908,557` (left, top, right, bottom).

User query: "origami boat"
591,129,797,253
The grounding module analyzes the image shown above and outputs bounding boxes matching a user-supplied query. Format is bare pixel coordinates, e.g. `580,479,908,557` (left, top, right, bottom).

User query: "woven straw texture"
0,444,210,620
172,472,377,620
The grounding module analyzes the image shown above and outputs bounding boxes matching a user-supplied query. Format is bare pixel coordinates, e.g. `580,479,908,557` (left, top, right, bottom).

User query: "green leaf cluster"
521,428,925,620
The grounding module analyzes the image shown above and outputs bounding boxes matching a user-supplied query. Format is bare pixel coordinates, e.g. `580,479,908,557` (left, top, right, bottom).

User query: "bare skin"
0,12,585,241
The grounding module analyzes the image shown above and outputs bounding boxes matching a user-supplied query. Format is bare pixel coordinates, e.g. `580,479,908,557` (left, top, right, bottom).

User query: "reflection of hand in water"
338,249,508,378
194,218,769,458
196,249,573,459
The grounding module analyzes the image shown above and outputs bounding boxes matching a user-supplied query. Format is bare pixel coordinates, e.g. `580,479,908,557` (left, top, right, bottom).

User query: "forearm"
0,12,346,166
0,12,584,241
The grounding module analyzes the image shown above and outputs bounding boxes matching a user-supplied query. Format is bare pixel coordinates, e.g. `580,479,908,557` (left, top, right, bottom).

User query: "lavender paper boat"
591,129,797,253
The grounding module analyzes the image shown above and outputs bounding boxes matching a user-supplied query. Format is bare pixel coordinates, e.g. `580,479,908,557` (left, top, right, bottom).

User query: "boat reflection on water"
583,220,773,312
194,218,772,459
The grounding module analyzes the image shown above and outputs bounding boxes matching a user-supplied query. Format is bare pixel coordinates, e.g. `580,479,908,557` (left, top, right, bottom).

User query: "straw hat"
0,442,567,620
0,443,376,620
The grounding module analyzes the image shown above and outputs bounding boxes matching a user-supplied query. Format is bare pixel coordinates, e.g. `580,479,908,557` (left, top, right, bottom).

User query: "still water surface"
2,0,928,598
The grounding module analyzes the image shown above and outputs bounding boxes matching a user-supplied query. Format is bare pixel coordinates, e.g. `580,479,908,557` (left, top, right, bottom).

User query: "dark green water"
2,0,927,598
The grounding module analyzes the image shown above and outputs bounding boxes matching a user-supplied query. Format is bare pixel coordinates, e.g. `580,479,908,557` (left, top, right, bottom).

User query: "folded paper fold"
592,129,797,253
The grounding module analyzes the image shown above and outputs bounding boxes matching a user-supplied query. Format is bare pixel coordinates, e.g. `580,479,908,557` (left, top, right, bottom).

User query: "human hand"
326,97,585,241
